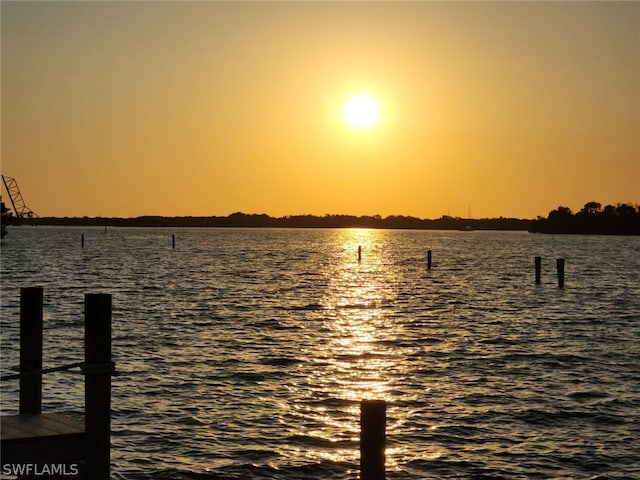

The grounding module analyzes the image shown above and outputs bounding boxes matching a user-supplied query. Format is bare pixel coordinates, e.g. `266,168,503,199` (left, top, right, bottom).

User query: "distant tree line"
530,202,640,235
17,203,640,234
29,212,530,231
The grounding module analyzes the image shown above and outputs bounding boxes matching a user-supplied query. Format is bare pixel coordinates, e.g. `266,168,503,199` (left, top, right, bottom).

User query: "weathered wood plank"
0,420,25,439
1,413,84,440
1,414,86,467
37,412,85,436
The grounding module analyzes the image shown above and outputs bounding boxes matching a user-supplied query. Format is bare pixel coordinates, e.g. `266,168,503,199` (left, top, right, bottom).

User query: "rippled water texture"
1,227,639,479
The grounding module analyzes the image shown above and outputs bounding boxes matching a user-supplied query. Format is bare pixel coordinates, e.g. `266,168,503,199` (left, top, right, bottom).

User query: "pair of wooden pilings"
425,251,564,287
10,287,113,480
535,256,565,288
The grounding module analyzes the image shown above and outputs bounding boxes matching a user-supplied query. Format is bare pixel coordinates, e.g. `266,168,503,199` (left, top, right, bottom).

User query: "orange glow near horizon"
1,2,638,218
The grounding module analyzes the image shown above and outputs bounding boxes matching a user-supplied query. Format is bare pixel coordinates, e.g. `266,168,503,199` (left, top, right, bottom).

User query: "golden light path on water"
323,229,395,401
287,228,434,470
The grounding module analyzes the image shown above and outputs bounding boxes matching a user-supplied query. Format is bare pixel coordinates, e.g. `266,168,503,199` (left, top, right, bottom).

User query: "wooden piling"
82,234,85,248
556,258,565,288
358,245,362,263
84,294,113,480
535,256,541,284
427,250,432,270
360,399,386,480
172,234,175,249
20,287,43,415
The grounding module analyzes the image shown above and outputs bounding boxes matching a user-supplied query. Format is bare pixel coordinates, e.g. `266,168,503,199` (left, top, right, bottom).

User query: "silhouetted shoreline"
23,213,530,231
8,202,639,234
529,202,640,235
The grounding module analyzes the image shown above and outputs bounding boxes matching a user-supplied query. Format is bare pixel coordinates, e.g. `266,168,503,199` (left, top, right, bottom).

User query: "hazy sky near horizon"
2,1,639,219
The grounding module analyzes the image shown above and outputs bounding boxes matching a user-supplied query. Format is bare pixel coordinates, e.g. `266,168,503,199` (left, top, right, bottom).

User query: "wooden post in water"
20,287,43,415
535,256,541,284
358,246,362,263
82,234,85,248
172,234,175,249
427,250,432,270
556,258,565,288
84,294,113,480
360,400,386,480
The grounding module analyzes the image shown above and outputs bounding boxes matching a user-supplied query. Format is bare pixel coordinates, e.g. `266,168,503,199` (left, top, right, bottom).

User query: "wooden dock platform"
1,413,85,465
0,288,114,479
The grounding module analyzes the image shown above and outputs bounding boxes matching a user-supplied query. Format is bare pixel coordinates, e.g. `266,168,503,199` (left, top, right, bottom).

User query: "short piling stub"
358,245,362,263
556,258,565,288
81,233,85,248
427,250,432,270
534,256,541,284
360,399,386,480
172,234,176,249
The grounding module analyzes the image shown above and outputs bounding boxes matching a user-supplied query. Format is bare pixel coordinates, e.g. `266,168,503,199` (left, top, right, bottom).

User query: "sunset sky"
2,1,638,219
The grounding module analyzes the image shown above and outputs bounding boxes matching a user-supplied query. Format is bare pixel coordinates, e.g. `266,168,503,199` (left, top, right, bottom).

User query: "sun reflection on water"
278,228,444,471
321,229,401,402
286,229,414,469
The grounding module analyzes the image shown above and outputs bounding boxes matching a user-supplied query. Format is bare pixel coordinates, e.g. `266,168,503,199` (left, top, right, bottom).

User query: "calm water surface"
1,227,639,479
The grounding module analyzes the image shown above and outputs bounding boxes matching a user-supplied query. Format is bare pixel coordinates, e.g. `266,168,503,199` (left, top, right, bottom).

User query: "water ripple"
2,228,639,479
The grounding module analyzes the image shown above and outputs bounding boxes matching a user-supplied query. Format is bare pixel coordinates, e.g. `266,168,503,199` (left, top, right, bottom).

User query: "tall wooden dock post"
172,234,176,249
360,399,386,480
535,256,541,284
556,258,565,288
358,246,362,263
20,287,43,415
427,250,432,270
81,234,85,248
84,294,113,480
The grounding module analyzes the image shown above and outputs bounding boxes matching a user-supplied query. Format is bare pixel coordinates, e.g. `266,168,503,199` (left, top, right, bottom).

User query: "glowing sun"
342,94,382,130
